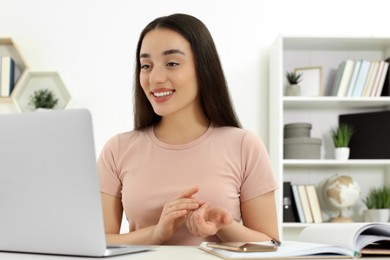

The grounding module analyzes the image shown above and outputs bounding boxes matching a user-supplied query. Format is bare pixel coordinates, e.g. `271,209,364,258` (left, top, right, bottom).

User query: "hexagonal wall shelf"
12,70,71,112
0,99,19,114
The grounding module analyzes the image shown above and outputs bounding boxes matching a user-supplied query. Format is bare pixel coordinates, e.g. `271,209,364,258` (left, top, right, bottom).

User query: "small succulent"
29,88,58,109
364,186,390,209
332,124,355,148
286,71,302,85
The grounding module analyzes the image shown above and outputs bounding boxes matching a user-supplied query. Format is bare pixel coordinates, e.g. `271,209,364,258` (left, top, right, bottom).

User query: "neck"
154,110,210,145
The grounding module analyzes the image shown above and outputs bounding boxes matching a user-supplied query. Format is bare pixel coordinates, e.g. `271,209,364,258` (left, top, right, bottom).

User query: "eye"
141,64,151,70
167,62,179,68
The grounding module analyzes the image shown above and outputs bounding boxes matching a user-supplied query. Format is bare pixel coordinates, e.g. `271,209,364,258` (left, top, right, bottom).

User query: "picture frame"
294,66,323,97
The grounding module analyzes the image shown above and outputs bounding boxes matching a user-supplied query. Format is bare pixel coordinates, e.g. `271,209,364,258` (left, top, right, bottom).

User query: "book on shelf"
373,61,389,96
345,60,361,97
351,60,370,97
305,184,323,223
369,60,387,97
282,182,298,223
297,184,313,223
380,57,390,96
199,223,390,259
291,184,305,223
331,60,345,96
369,61,383,96
0,56,16,97
336,60,354,97
361,61,378,97
289,184,322,224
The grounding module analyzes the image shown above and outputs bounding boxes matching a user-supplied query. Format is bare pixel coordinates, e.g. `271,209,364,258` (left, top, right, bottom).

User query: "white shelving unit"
0,38,71,113
269,36,390,240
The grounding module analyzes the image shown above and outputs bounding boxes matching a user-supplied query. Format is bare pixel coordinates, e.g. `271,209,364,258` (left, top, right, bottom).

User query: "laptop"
0,109,153,257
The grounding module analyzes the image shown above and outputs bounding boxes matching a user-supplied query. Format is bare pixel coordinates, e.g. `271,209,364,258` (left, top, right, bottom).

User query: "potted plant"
285,71,302,96
29,88,58,110
331,123,355,160
363,186,390,222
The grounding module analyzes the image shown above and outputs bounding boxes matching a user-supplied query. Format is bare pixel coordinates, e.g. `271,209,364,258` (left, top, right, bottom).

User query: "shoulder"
213,125,246,138
213,126,264,146
213,126,268,160
102,128,150,151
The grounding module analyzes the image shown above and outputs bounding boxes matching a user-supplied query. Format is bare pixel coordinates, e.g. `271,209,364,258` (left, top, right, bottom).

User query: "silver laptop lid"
0,109,108,256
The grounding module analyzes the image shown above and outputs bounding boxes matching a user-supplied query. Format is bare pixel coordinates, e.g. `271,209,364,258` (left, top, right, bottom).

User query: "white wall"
1,0,389,154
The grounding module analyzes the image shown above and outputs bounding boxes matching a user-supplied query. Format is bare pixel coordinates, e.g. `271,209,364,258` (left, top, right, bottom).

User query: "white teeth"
153,91,173,97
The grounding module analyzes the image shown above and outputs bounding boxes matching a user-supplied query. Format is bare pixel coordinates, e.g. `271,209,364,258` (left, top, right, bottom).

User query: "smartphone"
206,242,277,252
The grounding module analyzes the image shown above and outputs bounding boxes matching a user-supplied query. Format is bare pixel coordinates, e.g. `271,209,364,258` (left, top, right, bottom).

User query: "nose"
149,65,166,84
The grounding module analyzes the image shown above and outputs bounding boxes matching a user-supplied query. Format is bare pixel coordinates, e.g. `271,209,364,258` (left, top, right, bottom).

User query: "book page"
357,235,390,250
299,223,390,254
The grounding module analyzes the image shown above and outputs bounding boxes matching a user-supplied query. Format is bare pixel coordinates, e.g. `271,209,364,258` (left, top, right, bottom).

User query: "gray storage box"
284,137,321,159
284,123,312,138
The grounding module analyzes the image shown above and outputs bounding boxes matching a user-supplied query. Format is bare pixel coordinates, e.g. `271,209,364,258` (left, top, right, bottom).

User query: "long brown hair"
133,13,241,130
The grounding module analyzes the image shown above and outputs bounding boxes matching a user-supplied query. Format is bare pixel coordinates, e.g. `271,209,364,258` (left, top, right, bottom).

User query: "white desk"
0,246,216,260
1,246,390,259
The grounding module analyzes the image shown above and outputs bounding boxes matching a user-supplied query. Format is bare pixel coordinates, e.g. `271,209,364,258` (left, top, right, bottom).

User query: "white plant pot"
335,147,350,160
286,84,301,96
363,209,390,222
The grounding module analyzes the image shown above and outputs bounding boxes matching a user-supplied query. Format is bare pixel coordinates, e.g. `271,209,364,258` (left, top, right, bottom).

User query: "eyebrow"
140,49,185,58
163,49,185,56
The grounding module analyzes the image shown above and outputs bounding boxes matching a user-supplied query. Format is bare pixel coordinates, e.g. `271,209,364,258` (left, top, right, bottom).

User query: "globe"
322,175,361,222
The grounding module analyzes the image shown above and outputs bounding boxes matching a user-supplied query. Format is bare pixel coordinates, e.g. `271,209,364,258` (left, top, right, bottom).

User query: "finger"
207,207,231,222
176,186,199,199
185,211,192,232
196,201,209,217
165,198,201,211
223,214,233,224
165,209,188,221
186,210,198,235
194,204,231,237
192,203,211,235
193,211,214,237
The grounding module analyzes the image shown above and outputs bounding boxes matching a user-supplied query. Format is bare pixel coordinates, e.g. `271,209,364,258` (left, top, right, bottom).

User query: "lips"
153,90,174,97
151,89,175,102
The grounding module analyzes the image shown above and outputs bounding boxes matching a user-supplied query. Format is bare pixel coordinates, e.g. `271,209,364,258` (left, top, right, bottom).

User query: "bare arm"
101,193,161,245
101,186,202,245
217,191,279,241
186,191,279,242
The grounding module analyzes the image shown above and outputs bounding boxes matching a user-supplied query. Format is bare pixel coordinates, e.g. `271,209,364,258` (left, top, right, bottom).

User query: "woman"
98,13,278,245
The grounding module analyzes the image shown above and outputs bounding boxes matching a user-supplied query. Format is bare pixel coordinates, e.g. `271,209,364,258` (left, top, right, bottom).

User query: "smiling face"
139,28,200,118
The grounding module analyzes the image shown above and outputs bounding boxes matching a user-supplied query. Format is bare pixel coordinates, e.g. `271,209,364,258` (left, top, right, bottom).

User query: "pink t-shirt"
98,125,277,245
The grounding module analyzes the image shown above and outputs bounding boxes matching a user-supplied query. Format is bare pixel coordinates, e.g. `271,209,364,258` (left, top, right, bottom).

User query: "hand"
186,202,233,237
153,186,202,243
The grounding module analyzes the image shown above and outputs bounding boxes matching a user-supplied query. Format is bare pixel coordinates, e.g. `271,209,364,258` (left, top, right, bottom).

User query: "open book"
199,222,390,259
299,222,390,257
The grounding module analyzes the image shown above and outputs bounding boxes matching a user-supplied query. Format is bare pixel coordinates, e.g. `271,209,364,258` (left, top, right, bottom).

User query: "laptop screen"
0,109,108,256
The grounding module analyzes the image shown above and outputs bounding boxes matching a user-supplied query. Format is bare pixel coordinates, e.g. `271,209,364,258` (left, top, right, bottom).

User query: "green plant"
364,186,390,209
332,124,355,148
285,71,302,85
29,88,58,109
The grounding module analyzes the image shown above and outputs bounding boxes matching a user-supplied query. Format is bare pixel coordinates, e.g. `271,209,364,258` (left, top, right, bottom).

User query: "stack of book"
283,182,322,223
0,56,16,97
332,58,390,97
